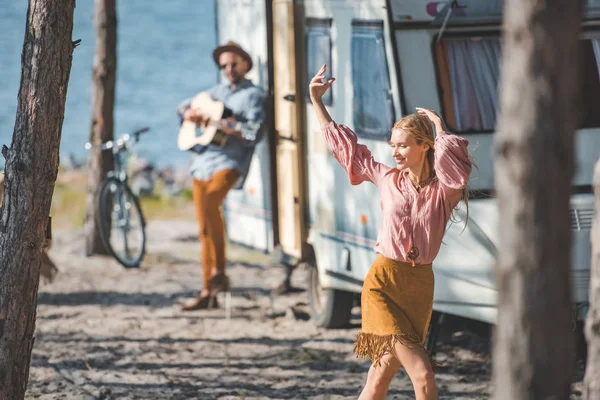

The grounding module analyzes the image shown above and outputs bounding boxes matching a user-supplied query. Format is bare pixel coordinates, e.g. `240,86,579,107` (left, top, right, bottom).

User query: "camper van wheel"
574,320,587,365
308,266,353,329
425,311,444,358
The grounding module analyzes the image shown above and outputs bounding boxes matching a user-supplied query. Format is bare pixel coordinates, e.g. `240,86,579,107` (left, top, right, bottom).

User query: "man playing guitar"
178,41,266,311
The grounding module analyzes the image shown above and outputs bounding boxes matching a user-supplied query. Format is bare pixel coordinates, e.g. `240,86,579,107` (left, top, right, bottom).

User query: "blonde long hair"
393,113,471,226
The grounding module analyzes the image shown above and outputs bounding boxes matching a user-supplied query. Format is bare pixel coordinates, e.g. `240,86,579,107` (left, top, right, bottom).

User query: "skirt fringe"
353,331,441,370
353,331,421,366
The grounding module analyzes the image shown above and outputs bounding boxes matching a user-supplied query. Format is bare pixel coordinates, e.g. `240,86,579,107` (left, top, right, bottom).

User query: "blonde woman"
309,65,472,400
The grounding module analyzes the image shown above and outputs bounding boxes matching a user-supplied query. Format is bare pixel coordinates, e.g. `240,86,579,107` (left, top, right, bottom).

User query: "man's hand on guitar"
177,92,250,151
219,118,243,139
183,109,207,126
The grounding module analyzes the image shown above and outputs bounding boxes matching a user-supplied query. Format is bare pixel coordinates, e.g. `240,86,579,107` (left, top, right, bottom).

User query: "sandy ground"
24,220,582,400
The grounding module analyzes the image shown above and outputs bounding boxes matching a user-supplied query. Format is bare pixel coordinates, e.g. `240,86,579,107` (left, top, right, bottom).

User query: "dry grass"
50,170,88,229
50,169,194,230
139,191,195,221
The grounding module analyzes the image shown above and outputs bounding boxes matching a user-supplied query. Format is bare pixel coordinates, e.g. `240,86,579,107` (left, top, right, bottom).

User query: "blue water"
0,0,217,169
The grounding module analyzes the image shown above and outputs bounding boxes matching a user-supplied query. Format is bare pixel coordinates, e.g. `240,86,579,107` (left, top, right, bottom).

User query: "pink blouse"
322,121,472,265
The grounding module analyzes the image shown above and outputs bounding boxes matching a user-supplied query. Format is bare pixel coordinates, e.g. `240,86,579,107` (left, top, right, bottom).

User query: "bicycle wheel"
95,177,146,268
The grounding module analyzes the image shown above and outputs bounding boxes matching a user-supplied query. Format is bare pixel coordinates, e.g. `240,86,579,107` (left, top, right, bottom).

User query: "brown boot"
181,295,219,311
209,273,230,293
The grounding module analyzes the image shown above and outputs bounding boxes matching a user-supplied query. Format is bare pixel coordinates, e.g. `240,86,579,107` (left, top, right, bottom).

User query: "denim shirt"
185,79,266,189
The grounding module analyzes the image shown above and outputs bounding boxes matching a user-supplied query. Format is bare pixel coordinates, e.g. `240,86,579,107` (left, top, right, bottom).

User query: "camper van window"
306,18,333,106
351,20,395,140
586,0,600,10
435,34,600,132
579,38,600,128
435,36,502,133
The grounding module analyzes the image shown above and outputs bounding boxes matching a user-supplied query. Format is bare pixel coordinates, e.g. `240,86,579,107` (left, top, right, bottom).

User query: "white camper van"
215,0,598,328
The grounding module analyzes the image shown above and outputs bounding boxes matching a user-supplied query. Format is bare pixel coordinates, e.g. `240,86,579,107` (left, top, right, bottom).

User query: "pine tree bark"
493,0,582,399
585,160,600,399
0,1,75,398
84,0,117,255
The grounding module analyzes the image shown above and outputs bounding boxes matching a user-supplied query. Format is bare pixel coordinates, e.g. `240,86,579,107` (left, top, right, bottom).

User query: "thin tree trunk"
493,1,582,399
585,159,600,399
85,0,117,255
0,1,75,398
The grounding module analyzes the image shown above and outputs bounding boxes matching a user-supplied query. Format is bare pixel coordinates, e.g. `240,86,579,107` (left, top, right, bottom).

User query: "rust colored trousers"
192,169,240,291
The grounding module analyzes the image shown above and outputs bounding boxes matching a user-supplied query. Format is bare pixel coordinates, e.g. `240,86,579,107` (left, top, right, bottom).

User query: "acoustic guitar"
177,92,243,151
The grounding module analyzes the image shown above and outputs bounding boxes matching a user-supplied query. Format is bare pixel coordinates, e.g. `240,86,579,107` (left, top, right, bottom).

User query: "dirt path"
25,221,508,399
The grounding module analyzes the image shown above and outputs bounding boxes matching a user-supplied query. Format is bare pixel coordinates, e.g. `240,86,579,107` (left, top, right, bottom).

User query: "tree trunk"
0,1,75,398
493,1,582,399
1,173,57,284
84,0,117,255
585,159,600,399
0,172,4,205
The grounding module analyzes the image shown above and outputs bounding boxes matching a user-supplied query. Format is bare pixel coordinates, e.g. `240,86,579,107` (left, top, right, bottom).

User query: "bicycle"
85,127,150,268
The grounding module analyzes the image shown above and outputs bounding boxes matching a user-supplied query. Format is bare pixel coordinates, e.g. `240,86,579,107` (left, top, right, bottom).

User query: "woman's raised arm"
309,65,391,186
309,64,335,126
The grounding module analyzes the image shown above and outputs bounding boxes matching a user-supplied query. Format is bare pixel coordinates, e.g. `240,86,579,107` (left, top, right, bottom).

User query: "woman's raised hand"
416,107,443,132
309,64,335,103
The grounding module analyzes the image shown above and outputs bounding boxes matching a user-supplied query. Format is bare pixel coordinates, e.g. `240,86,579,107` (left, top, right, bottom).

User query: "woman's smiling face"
389,128,429,169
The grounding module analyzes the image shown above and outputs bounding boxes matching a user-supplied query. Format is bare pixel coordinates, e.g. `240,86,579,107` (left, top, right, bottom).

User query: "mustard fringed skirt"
354,254,434,366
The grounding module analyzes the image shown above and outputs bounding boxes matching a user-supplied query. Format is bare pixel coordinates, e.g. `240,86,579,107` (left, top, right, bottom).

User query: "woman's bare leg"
393,342,438,400
358,353,401,400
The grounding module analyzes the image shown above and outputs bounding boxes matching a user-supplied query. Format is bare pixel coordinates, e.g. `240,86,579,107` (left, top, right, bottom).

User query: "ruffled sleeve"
434,131,472,191
322,121,390,187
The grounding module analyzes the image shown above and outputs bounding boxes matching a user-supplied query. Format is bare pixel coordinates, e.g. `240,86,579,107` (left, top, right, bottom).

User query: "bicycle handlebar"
84,127,150,151
131,127,150,136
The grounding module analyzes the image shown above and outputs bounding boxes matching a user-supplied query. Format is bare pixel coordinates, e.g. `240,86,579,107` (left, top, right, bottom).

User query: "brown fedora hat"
213,41,253,71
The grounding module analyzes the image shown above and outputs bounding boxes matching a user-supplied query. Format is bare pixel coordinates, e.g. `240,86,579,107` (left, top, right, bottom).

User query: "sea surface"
0,0,218,169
